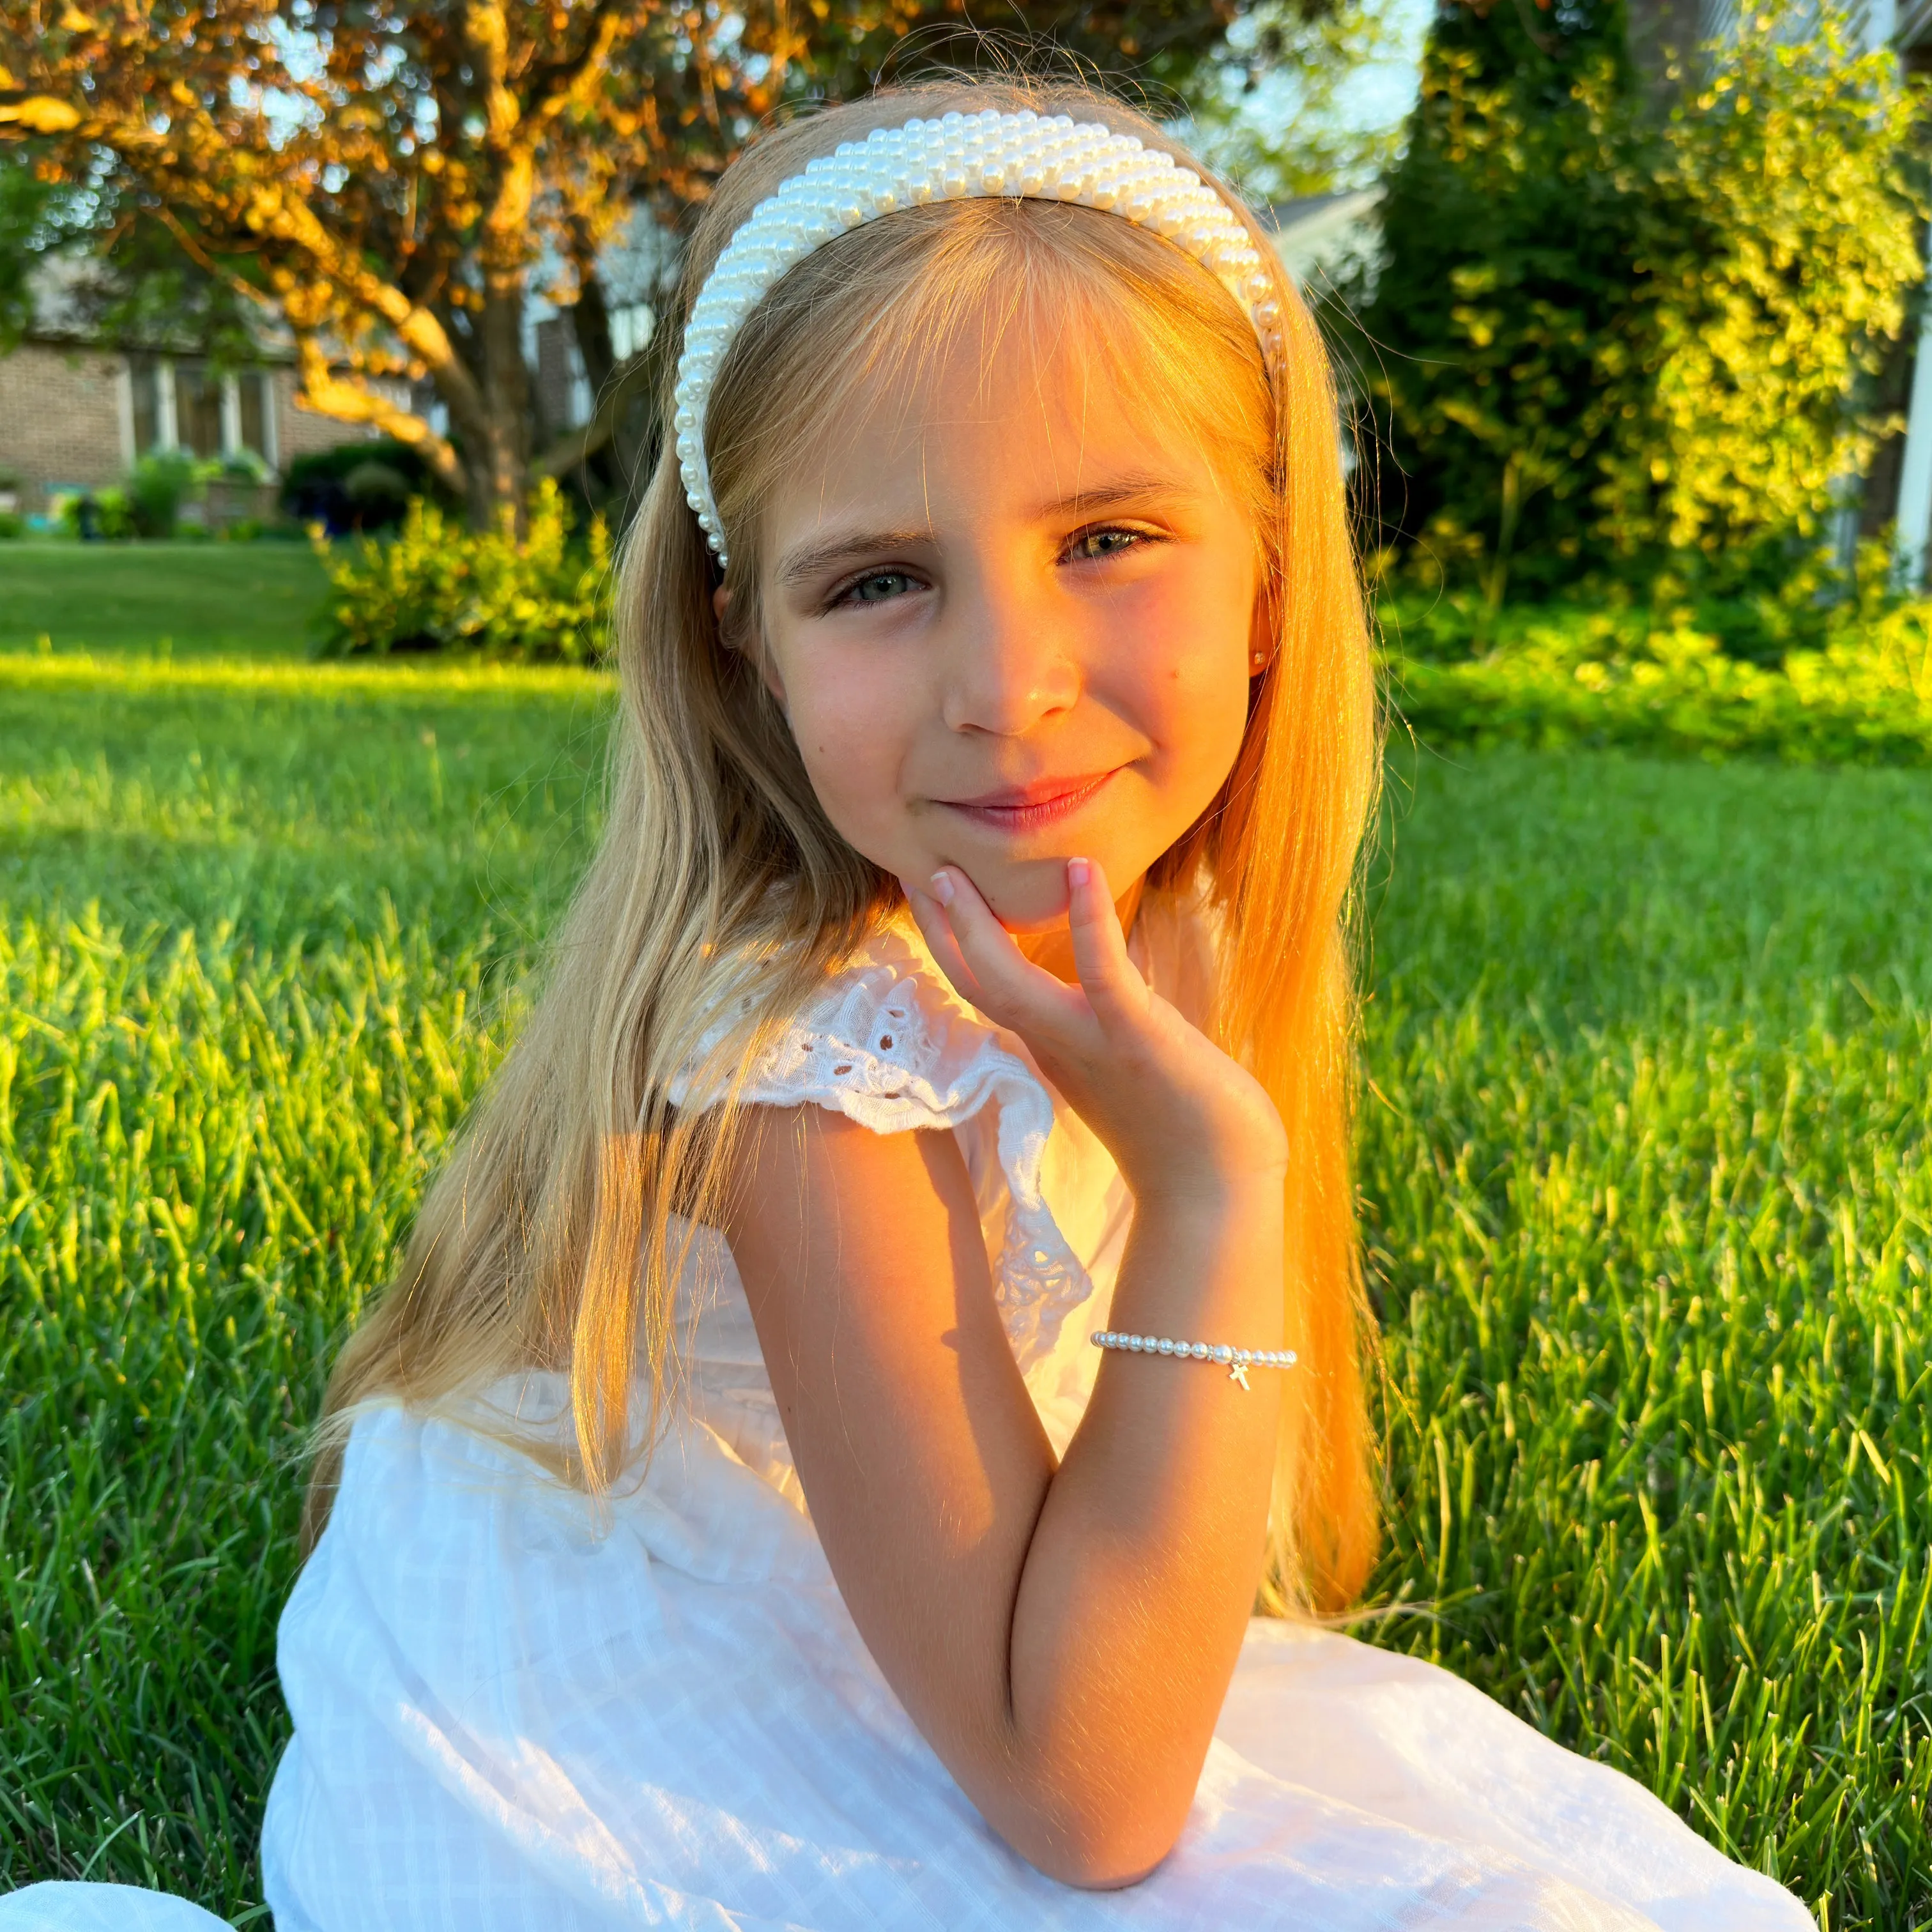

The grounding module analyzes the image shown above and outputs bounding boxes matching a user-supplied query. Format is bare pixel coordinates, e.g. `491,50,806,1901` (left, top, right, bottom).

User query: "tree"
1182,0,1419,203
0,0,1269,525
1338,1,1924,602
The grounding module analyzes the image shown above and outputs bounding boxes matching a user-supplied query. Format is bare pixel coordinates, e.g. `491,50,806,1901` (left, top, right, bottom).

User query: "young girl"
8,76,1813,1932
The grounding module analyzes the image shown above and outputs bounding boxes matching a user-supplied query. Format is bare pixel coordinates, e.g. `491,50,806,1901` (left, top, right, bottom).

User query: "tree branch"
295,335,466,493
533,348,655,477
525,4,627,142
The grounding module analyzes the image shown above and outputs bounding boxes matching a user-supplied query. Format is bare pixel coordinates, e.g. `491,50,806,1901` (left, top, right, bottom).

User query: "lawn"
0,544,330,657
1,649,1927,1928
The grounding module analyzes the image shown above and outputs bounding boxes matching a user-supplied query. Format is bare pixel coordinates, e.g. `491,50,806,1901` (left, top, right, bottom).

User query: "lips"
935,770,1117,833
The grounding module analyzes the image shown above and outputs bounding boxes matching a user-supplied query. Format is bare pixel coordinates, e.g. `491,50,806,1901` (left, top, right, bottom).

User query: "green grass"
0,544,330,657
1362,746,1932,1927
1,656,1928,1926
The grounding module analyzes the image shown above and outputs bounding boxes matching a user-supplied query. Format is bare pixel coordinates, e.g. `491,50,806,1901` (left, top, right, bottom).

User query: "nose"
938,568,1081,737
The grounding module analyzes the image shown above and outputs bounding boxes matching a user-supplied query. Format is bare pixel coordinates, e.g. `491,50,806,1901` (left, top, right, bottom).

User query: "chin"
972,857,1081,933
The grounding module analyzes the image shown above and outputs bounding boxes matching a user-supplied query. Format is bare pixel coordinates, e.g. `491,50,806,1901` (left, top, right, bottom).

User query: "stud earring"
1251,650,1267,669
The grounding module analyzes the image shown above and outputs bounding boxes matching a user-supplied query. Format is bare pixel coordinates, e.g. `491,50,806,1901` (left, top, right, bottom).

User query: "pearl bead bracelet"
1091,1329,1298,1390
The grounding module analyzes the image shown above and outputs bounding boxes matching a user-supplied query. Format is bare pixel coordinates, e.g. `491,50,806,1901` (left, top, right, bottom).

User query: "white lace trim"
668,925,1091,1370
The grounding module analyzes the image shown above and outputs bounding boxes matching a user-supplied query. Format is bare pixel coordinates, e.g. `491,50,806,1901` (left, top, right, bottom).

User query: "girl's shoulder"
668,890,1220,1369
670,914,1038,1136
671,885,1220,1131
673,916,1091,1366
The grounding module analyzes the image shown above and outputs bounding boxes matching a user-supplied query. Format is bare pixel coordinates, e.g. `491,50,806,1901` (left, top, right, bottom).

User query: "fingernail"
1066,857,1091,889
930,870,955,906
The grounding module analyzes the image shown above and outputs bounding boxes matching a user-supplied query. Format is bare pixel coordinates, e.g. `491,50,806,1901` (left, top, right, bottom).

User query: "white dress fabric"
3,910,1816,1932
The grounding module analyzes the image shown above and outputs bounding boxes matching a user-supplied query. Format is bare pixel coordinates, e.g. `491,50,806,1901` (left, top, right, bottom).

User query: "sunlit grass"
1362,748,1932,1928
1,660,1927,1926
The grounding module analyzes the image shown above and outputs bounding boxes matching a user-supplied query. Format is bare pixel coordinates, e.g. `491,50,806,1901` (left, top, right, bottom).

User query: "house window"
609,303,654,364
175,362,226,459
123,356,279,467
130,357,163,455
567,337,593,429
239,372,269,462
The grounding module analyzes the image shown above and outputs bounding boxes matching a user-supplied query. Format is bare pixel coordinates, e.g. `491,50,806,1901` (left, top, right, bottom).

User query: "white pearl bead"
673,112,1279,563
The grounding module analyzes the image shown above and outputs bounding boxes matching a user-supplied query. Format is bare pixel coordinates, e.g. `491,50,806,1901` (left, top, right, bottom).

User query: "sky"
1335,0,1436,136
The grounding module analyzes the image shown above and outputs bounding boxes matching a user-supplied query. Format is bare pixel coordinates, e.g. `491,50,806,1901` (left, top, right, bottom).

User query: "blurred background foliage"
1338,1,1928,609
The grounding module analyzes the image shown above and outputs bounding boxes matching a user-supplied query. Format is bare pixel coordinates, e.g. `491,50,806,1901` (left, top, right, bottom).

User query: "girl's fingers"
901,879,985,1007
1064,856,1149,1034
923,866,1084,1036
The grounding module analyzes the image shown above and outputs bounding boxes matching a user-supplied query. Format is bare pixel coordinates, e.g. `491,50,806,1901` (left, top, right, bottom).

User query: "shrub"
127,450,197,539
209,450,272,486
1381,539,1896,667
0,510,22,539
1344,4,1924,599
283,440,451,534
1387,600,1932,764
316,479,611,663
343,461,413,526
57,485,137,541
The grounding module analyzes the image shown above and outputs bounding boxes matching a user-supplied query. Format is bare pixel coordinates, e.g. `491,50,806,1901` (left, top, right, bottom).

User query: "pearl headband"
673,107,1283,567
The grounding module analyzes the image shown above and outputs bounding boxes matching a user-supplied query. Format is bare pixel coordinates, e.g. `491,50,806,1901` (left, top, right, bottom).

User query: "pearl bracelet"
1091,1329,1298,1391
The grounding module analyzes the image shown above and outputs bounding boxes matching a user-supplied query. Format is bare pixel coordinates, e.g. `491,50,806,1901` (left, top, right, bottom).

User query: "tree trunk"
427,281,535,530
475,282,533,531
574,270,617,396
560,268,664,518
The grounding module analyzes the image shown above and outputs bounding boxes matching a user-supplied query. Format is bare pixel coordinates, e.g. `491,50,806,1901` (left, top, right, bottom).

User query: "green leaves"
1344,6,1926,592
314,480,613,663
1385,599,1932,764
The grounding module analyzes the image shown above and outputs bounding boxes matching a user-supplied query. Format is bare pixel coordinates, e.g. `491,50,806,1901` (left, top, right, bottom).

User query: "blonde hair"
305,75,1383,1613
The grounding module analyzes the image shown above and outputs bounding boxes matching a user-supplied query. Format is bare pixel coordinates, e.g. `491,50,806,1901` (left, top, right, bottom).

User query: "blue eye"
836,569,918,606
1069,528,1146,562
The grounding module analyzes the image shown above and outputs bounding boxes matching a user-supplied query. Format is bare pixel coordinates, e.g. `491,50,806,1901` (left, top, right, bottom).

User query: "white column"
156,359,179,452
1892,223,1932,587
114,360,137,466
220,374,243,458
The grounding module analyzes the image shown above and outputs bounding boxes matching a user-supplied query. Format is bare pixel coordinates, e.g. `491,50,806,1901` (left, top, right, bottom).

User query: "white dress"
1,916,1815,1932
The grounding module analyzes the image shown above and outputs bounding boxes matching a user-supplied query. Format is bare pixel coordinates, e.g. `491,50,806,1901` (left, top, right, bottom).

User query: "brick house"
0,258,394,522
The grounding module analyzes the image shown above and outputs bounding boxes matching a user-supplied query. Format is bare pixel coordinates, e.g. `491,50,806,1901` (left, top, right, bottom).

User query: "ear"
714,584,791,712
1248,580,1276,679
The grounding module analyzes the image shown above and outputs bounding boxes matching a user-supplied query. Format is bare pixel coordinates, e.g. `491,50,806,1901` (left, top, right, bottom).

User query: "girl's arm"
720,858,1288,1889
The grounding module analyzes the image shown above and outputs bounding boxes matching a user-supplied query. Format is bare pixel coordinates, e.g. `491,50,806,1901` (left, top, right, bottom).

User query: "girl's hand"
901,858,1286,1206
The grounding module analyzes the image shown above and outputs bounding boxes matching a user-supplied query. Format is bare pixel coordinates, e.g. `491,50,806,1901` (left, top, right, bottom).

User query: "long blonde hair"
305,76,1382,1613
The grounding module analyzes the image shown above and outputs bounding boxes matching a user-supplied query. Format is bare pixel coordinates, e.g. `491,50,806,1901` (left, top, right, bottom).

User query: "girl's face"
750,318,1264,935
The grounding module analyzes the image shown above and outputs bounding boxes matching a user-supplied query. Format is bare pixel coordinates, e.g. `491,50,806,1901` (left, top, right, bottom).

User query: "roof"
19,252,297,361
1264,187,1385,292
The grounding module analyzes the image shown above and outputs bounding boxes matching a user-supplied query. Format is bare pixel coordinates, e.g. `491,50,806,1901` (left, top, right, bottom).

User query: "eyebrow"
772,471,1200,590
775,529,937,589
1031,471,1199,519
